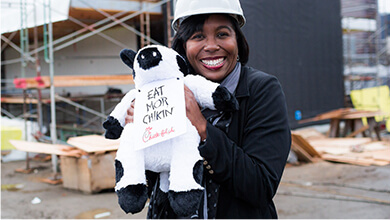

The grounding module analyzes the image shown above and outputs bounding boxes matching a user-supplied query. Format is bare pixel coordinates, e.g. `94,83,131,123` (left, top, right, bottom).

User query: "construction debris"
291,128,390,166
8,134,119,193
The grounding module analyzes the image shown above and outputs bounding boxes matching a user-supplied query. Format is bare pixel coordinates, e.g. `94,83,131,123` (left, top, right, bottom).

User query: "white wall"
3,26,138,96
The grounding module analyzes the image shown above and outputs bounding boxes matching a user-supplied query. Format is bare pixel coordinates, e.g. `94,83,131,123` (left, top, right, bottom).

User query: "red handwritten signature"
142,126,175,143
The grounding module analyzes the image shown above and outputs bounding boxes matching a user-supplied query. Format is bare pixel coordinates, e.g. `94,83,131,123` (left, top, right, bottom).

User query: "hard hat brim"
172,12,245,31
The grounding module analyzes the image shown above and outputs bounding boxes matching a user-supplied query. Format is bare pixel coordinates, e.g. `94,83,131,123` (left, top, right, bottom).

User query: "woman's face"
185,15,238,82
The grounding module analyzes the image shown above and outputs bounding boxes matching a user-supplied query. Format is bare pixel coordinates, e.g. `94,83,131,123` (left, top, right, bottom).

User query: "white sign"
133,78,187,150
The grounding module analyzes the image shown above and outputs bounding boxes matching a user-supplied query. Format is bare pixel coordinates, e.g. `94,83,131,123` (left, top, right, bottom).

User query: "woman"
127,0,291,218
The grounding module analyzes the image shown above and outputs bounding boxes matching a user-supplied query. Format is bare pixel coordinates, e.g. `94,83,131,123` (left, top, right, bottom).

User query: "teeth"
201,58,224,66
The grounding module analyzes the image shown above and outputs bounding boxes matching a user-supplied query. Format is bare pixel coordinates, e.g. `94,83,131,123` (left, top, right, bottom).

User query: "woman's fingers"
125,99,135,124
184,85,207,139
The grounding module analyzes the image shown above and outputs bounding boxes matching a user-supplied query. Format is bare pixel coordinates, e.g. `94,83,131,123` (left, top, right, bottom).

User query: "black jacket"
147,65,291,219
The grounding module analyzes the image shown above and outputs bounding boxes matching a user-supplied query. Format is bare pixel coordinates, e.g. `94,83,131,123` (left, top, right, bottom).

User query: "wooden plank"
13,75,134,89
291,133,322,158
61,156,93,193
328,119,341,137
370,149,390,161
9,140,84,157
291,142,315,163
67,135,119,153
52,75,134,87
1,97,49,104
361,141,390,151
308,138,372,149
90,151,116,192
60,156,78,190
78,157,93,193
291,128,327,141
312,146,351,155
346,125,370,137
60,152,116,193
341,111,386,119
322,154,390,166
298,108,384,123
344,148,390,162
298,108,351,124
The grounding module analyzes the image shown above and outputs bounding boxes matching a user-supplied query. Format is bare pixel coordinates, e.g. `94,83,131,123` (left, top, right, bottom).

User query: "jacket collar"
235,65,250,98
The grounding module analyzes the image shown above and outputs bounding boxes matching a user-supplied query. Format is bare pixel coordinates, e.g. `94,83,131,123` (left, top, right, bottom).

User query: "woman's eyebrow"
216,25,233,31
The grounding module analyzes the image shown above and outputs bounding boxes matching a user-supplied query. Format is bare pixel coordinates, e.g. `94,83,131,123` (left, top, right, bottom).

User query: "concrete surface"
1,158,390,219
275,162,390,219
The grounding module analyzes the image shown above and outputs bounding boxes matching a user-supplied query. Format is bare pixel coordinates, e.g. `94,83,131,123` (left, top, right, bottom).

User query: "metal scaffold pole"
45,0,59,175
34,0,43,133
376,0,381,88
20,0,30,171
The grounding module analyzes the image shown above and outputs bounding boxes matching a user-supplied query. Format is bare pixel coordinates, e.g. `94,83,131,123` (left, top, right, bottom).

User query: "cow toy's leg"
115,124,148,214
168,121,204,217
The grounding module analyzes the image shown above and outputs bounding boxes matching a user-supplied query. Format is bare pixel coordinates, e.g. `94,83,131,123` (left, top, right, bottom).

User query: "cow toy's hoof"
103,116,123,139
168,189,203,218
116,184,148,214
212,86,239,111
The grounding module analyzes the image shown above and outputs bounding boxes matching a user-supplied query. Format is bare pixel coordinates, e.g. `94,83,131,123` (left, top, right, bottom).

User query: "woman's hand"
184,85,207,140
125,100,135,124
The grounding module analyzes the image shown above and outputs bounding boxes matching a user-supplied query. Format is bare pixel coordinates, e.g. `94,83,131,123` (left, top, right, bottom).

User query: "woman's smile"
201,57,226,70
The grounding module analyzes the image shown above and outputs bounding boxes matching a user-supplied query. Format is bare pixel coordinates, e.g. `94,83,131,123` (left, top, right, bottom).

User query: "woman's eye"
190,33,204,40
217,32,229,38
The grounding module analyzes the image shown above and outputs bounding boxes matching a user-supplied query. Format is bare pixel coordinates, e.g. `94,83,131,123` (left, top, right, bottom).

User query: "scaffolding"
1,0,175,174
342,0,390,95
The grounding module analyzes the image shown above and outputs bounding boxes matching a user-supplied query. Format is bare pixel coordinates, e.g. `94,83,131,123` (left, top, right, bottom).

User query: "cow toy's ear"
176,55,189,76
120,49,137,69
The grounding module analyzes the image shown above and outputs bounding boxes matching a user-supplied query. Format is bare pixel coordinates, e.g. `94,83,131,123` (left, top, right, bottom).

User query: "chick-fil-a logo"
142,126,175,143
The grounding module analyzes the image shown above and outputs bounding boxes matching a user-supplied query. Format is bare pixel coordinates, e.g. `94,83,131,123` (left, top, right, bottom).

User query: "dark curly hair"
172,14,249,73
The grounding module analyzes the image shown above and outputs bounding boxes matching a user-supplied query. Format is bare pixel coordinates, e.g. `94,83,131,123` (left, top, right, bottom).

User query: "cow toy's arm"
184,75,238,112
103,89,136,139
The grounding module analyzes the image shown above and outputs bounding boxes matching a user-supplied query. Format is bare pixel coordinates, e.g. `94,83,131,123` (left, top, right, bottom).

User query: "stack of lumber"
9,135,120,193
298,108,385,124
291,128,390,166
9,140,87,157
9,135,119,157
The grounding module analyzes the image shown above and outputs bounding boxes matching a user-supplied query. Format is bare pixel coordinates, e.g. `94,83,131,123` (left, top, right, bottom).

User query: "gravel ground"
1,156,390,219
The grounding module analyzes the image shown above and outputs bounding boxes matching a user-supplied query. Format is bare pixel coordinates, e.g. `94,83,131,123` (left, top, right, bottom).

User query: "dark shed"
241,0,344,129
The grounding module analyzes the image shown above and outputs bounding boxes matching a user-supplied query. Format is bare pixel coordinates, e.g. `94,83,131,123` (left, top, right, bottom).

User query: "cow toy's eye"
153,52,157,57
141,55,145,59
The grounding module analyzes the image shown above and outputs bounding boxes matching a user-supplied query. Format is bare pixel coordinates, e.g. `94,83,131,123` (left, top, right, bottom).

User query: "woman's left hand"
184,85,207,140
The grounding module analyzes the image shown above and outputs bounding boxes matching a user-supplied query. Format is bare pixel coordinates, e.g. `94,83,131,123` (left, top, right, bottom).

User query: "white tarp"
1,0,70,34
342,17,377,32
71,0,162,14
344,64,390,77
1,0,163,34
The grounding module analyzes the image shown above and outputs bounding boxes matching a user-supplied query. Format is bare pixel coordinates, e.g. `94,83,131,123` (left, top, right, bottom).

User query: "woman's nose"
203,39,220,52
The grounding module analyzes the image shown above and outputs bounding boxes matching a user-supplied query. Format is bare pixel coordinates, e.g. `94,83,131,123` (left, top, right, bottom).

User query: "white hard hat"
172,0,246,31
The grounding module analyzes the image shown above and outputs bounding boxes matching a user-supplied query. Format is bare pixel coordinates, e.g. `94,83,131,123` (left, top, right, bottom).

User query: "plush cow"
103,45,238,217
